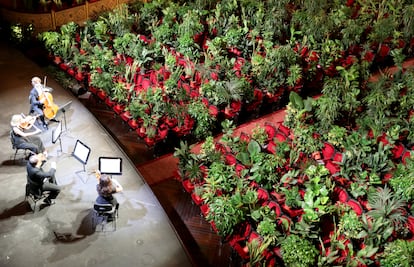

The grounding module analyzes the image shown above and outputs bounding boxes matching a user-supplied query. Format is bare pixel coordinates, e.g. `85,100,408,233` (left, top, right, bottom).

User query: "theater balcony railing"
0,0,135,34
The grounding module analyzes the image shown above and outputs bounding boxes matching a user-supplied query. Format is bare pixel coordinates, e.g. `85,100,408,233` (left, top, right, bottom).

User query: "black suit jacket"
26,161,56,186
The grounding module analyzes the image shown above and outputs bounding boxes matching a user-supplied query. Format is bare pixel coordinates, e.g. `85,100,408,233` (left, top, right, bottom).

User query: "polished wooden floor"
80,95,243,267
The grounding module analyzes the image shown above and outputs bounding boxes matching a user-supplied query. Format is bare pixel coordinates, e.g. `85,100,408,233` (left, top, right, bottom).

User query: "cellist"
29,76,48,129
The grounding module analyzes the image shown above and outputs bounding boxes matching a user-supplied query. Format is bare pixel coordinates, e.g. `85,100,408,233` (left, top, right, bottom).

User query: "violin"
19,114,39,129
39,77,59,120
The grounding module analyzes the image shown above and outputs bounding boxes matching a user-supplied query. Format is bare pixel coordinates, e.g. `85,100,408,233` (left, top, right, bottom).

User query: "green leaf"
248,139,262,154
236,151,250,166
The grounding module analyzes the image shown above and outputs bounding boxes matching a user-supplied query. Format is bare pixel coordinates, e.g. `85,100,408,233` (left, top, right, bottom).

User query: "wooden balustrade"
0,0,135,34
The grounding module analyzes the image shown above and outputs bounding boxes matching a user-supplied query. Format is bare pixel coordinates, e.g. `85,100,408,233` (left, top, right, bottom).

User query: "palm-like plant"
367,186,407,228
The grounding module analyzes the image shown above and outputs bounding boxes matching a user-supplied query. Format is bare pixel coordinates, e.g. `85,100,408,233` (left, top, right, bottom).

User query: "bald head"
29,154,39,166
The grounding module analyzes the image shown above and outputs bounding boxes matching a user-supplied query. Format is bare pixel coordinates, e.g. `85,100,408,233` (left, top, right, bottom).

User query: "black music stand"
72,139,91,184
52,121,63,156
98,157,123,178
55,101,73,133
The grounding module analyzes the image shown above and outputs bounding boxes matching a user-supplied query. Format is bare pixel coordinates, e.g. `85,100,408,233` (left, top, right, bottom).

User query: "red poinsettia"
392,143,406,159
208,105,219,117
407,216,414,236
275,133,287,142
377,133,389,145
265,124,276,140
333,186,349,203
363,50,375,63
378,44,390,58
322,142,335,160
278,124,291,137
235,163,246,176
346,199,363,215
266,141,276,154
225,153,237,165
239,132,251,143
325,160,340,175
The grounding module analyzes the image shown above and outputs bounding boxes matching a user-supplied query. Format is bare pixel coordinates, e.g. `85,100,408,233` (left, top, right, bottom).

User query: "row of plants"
38,0,414,147
174,85,414,266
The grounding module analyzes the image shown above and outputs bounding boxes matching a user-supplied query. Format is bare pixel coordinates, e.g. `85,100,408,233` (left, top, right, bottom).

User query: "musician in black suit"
29,76,48,129
27,153,61,205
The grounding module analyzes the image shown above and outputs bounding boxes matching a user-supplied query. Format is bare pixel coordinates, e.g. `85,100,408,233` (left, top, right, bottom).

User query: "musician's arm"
112,178,123,193
29,92,43,105
13,126,41,137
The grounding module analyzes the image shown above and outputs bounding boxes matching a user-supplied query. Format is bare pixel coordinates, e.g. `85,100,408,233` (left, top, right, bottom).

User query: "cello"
39,77,59,120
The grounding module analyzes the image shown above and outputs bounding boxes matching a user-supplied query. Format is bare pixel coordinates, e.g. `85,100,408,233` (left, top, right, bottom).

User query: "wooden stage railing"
0,0,135,34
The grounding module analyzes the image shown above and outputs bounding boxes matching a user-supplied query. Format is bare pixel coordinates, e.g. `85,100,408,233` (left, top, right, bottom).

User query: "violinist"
29,77,48,129
10,114,47,156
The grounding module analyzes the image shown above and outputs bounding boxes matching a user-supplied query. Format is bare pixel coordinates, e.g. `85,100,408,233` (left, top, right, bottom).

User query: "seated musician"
10,114,47,156
95,171,123,209
29,77,48,129
27,153,60,205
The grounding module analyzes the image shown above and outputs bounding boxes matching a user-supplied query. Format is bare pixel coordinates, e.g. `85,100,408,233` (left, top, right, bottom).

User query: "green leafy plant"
389,156,414,202
379,239,414,267
338,209,365,239
281,234,318,267
367,186,407,229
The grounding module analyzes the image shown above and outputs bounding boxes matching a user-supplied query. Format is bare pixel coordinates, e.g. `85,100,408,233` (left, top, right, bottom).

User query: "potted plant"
280,234,318,267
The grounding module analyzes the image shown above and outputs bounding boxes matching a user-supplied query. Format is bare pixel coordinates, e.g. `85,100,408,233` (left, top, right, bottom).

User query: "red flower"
308,51,319,62
215,143,227,154
334,186,349,203
144,137,155,147
225,153,237,165
265,124,276,139
322,143,335,160
377,133,389,145
233,57,245,71
239,132,251,143
402,150,412,164
67,68,75,76
210,72,219,81
182,179,195,193
392,144,406,159
346,0,354,6
407,216,414,235
363,50,375,62
275,133,287,142
278,124,291,137
156,127,169,140
378,44,390,57
139,34,150,44
325,160,340,174
235,164,246,176
208,105,219,117
347,199,363,215
333,152,343,163
230,101,242,112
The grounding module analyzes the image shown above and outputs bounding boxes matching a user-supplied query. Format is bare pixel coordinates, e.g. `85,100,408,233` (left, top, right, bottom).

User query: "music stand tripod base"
75,164,89,184
56,101,74,138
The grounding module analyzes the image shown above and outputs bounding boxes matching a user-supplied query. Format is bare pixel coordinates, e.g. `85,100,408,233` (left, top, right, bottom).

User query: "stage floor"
0,41,191,267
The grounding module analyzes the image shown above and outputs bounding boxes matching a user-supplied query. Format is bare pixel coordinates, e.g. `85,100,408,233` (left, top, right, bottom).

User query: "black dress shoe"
44,198,55,205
